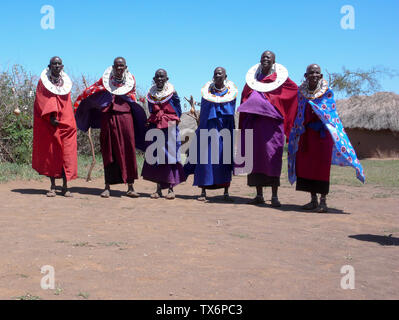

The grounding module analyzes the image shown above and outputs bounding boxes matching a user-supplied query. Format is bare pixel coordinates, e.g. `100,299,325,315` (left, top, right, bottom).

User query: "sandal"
61,187,73,197
223,194,234,202
46,189,56,197
165,191,175,200
302,201,318,210
150,191,162,199
100,189,110,198
247,195,265,205
271,196,281,207
317,202,328,213
126,190,140,198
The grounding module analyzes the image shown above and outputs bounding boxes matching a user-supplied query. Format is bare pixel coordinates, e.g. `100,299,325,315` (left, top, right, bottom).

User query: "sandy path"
0,176,398,299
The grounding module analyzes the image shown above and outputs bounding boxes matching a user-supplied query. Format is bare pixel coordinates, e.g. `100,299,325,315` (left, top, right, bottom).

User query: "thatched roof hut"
337,92,399,132
178,92,399,159
337,92,399,158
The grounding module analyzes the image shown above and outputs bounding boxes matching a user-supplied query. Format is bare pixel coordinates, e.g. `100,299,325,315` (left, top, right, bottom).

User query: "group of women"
32,51,365,213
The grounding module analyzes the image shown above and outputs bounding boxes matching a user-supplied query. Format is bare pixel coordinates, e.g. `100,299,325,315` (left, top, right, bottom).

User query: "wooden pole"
82,76,96,182
184,95,200,126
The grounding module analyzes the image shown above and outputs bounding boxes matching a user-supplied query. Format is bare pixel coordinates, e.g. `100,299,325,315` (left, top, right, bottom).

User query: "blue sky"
0,0,398,107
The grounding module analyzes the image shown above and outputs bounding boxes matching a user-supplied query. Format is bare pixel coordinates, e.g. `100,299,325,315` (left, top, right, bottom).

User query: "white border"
245,63,288,92
299,79,329,100
201,80,238,103
40,68,72,95
102,66,135,95
147,82,175,104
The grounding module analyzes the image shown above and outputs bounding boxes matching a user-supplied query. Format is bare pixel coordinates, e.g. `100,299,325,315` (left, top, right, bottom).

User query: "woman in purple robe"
235,51,298,207
141,69,186,199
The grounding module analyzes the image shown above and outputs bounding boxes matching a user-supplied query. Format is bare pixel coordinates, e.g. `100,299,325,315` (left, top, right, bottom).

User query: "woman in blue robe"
184,67,237,201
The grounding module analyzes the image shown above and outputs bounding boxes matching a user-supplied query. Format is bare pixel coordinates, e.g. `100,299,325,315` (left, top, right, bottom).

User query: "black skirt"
247,173,280,187
296,177,329,194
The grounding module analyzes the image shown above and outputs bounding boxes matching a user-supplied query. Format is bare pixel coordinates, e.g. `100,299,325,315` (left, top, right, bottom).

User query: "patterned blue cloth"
287,88,365,185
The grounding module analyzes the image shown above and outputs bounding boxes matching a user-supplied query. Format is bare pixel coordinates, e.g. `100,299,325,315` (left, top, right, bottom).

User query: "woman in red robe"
295,64,334,212
32,57,77,197
74,57,147,198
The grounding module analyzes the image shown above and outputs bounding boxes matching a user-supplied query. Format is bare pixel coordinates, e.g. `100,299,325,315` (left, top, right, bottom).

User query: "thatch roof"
180,92,399,133
337,92,399,132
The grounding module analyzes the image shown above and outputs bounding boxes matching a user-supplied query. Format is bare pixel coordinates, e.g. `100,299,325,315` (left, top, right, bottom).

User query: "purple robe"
141,94,186,189
235,90,285,186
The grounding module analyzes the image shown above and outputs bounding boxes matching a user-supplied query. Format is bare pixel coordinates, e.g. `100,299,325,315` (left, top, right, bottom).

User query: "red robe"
100,96,138,184
32,80,78,181
295,102,333,192
240,72,298,139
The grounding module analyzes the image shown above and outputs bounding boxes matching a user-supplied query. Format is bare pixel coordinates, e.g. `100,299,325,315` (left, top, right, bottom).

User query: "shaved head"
114,57,126,65
48,56,64,79
306,64,321,74
155,68,168,77
261,50,276,62
214,66,226,74
213,67,227,89
112,57,127,81
154,68,169,90
49,56,62,65
305,63,323,91
260,50,276,75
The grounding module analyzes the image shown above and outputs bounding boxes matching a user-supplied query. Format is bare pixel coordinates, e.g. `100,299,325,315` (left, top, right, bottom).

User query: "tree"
326,66,398,97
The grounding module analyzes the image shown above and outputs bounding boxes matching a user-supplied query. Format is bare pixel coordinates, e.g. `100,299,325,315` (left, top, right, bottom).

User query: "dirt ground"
0,175,398,300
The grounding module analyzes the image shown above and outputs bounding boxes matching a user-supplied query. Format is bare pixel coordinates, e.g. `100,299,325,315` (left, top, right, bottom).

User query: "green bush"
0,64,147,165
0,65,36,163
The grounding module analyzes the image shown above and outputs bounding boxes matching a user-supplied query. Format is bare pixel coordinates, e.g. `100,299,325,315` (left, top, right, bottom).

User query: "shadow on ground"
11,188,47,195
183,195,350,214
349,234,399,246
69,187,126,197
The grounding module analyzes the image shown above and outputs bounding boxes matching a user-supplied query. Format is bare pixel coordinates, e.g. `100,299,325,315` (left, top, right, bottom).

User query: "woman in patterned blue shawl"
288,64,365,213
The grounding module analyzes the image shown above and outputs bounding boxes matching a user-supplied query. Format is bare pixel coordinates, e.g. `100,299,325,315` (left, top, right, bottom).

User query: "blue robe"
184,89,236,188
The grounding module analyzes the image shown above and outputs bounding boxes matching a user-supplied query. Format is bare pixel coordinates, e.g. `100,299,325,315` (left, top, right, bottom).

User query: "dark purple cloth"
141,124,186,189
141,162,186,189
75,91,147,151
100,96,138,184
237,90,282,120
235,91,285,177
